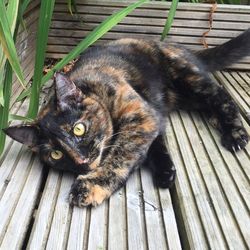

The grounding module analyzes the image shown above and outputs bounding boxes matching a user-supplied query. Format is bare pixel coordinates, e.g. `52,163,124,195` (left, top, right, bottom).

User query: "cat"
4,29,250,207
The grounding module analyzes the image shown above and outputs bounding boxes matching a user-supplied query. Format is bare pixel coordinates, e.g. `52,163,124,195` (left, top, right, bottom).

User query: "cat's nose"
74,157,89,166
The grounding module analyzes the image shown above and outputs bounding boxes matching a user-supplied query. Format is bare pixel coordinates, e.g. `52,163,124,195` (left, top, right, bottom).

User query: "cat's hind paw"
154,166,176,188
221,127,249,152
69,177,110,207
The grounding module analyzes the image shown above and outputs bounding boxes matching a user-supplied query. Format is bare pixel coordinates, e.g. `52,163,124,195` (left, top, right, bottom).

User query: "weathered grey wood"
126,171,146,250
167,113,210,249
51,12,250,31
158,188,182,250
54,3,250,22
0,149,33,244
108,188,127,250
171,111,230,249
87,202,107,250
0,157,43,249
48,0,250,69
191,113,250,248
140,168,167,250
46,173,74,250
66,207,88,250
27,170,62,250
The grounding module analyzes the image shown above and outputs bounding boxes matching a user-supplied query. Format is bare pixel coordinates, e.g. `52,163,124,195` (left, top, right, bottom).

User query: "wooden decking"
0,1,250,249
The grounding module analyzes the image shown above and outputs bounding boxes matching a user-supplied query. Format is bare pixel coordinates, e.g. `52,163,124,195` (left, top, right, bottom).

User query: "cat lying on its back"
4,29,250,207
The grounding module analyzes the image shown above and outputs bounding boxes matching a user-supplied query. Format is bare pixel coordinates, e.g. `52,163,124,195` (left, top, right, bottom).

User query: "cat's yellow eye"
73,123,85,136
51,150,63,160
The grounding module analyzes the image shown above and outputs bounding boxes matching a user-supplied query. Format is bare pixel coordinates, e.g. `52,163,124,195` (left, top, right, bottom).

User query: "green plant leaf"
0,87,4,106
0,0,26,89
161,0,179,41
8,114,34,122
27,0,56,118
17,0,147,103
0,0,22,107
0,62,12,155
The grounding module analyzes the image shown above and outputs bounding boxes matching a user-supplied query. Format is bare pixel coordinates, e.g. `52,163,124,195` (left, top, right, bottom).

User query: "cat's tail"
196,28,250,72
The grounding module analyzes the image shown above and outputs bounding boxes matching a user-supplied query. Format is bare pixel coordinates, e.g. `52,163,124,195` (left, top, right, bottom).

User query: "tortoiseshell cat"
4,29,250,207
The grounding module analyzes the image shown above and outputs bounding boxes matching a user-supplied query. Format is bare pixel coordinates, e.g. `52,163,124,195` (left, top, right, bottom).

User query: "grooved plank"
108,188,127,250
53,4,250,22
0,149,33,244
126,171,146,250
50,20,246,39
191,113,250,248
47,28,240,46
66,207,88,250
0,157,43,249
167,114,211,249
46,173,74,250
87,202,107,250
48,1,250,70
171,111,228,249
140,168,167,250
27,171,61,250
181,111,245,249
158,188,182,250
52,13,250,30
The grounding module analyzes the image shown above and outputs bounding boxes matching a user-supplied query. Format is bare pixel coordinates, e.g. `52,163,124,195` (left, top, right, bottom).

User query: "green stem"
0,62,12,155
161,0,179,41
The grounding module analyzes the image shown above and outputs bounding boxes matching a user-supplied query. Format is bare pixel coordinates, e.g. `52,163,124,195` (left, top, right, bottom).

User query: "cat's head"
4,73,113,174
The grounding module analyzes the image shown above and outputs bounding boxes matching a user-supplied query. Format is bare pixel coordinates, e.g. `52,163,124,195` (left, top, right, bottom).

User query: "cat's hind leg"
175,71,248,152
161,44,249,152
148,134,176,188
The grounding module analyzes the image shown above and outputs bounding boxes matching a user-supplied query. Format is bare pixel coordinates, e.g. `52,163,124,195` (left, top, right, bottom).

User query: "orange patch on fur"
84,185,110,206
117,100,142,118
89,156,101,170
139,118,157,133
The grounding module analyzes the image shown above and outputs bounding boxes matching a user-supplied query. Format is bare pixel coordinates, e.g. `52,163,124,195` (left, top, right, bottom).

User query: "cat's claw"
221,127,249,153
69,176,109,207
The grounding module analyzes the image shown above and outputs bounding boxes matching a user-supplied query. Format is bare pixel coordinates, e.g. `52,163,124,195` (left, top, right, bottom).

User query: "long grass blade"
0,62,12,155
67,0,77,15
27,0,56,118
17,0,147,103
0,0,26,88
161,0,179,41
0,0,22,106
8,114,33,122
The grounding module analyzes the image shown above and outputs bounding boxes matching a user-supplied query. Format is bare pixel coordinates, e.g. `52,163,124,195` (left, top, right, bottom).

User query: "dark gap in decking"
189,112,230,249
177,111,212,248
83,207,91,250
197,114,249,248
169,185,188,250
20,165,50,250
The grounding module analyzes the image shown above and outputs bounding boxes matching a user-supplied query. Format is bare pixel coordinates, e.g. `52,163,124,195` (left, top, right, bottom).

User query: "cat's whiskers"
102,144,122,151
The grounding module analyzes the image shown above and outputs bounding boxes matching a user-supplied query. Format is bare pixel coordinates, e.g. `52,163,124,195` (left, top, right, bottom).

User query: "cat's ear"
54,72,83,111
3,125,39,152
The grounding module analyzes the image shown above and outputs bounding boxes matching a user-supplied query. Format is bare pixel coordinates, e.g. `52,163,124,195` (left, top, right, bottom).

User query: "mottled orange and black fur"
4,29,250,207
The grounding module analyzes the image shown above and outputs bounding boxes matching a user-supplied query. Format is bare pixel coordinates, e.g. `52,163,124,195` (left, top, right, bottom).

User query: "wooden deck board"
47,0,250,70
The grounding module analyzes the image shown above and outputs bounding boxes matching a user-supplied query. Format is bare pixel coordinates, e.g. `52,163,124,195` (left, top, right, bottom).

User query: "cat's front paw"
222,127,249,152
69,176,110,207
